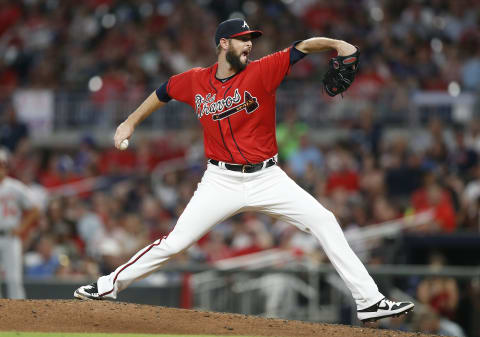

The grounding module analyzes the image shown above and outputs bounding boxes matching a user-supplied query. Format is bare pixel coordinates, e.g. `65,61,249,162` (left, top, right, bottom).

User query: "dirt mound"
0,299,436,336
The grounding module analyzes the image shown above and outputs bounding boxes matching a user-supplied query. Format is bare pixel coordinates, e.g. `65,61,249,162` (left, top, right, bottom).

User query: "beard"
226,47,247,72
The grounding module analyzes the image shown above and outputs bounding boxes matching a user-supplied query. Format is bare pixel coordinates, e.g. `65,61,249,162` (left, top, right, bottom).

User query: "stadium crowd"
0,0,479,100
1,0,480,335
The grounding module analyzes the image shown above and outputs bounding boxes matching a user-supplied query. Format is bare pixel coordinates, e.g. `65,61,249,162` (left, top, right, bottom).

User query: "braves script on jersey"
166,47,292,164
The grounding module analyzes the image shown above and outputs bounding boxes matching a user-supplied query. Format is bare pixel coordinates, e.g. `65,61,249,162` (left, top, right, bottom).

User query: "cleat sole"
361,307,414,323
74,290,103,301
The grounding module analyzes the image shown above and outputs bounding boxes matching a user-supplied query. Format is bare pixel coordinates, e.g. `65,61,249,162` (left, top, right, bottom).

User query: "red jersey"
166,47,294,164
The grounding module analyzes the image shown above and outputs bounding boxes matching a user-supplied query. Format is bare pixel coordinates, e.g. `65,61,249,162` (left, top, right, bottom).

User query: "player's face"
226,35,252,72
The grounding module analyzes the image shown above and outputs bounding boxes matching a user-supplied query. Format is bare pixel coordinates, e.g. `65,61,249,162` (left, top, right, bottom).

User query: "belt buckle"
242,164,253,173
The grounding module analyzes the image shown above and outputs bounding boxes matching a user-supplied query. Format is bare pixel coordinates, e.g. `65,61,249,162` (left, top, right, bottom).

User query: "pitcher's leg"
250,167,383,310
96,167,245,299
4,237,25,299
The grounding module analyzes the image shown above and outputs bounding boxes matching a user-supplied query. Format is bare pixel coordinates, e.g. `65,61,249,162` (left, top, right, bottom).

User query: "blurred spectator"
371,196,399,224
383,136,423,202
98,146,136,176
0,0,477,96
202,230,232,263
276,108,308,162
123,213,149,248
276,220,322,260
412,310,465,337
91,215,134,274
465,119,480,154
325,144,359,195
412,117,455,156
287,134,324,177
297,162,322,196
39,154,83,189
463,164,480,231
73,200,105,257
45,198,70,238
24,235,61,279
411,173,457,233
154,171,180,212
0,104,29,152
461,47,480,91
74,135,100,176
348,61,387,100
417,252,459,320
91,65,127,107
0,0,22,36
359,154,385,199
350,106,383,157
230,213,273,256
138,195,172,240
450,127,478,179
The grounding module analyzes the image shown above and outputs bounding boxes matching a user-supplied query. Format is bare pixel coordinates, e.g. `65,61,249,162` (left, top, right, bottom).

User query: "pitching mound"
0,299,436,336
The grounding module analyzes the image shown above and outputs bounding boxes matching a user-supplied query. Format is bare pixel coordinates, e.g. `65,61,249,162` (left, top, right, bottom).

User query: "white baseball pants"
0,235,25,299
97,163,384,310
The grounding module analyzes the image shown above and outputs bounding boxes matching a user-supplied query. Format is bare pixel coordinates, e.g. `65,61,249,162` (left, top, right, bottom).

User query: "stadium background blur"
1,0,480,336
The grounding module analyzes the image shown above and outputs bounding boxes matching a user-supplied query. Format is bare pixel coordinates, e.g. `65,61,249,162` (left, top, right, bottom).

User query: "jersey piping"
223,84,251,164
217,121,234,162
209,71,235,162
227,117,251,164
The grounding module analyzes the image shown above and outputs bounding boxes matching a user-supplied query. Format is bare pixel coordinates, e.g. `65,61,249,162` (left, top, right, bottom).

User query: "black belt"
209,157,277,173
0,229,11,236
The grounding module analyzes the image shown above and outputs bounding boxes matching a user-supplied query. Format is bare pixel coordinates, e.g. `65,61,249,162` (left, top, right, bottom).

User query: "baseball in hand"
119,139,129,150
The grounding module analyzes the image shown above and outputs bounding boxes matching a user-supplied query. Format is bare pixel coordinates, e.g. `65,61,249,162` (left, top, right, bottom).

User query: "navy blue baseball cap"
215,19,262,46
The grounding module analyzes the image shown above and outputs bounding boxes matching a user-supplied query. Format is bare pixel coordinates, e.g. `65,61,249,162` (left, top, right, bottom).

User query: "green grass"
0,333,258,337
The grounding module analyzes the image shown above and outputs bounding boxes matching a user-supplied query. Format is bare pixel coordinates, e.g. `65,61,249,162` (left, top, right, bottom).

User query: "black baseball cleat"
357,298,414,322
74,282,103,300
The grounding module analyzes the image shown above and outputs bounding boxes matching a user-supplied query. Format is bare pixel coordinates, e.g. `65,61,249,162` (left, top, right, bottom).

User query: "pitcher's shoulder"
193,65,216,74
188,65,217,79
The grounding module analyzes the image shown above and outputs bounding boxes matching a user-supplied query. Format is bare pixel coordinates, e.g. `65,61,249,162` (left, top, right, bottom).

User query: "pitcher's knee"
314,210,339,227
326,210,339,223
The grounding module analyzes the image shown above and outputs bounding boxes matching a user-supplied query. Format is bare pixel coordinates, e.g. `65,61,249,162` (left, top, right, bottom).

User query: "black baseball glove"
322,49,360,97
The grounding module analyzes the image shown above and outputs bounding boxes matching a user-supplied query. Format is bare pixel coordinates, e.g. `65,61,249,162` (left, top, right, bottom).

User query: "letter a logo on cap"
242,20,249,29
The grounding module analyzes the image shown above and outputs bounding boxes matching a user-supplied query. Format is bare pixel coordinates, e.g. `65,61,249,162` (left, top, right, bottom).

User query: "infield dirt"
0,299,438,336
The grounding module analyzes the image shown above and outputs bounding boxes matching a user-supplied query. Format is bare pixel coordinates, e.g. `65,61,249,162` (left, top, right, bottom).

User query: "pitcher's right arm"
114,92,166,149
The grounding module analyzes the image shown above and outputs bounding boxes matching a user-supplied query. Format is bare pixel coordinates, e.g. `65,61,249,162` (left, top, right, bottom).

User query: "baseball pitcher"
75,19,414,322
0,147,39,298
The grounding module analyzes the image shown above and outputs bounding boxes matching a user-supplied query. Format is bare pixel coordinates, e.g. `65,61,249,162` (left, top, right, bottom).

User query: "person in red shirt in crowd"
326,144,360,195
40,154,83,189
0,0,22,36
417,252,459,320
411,172,457,232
